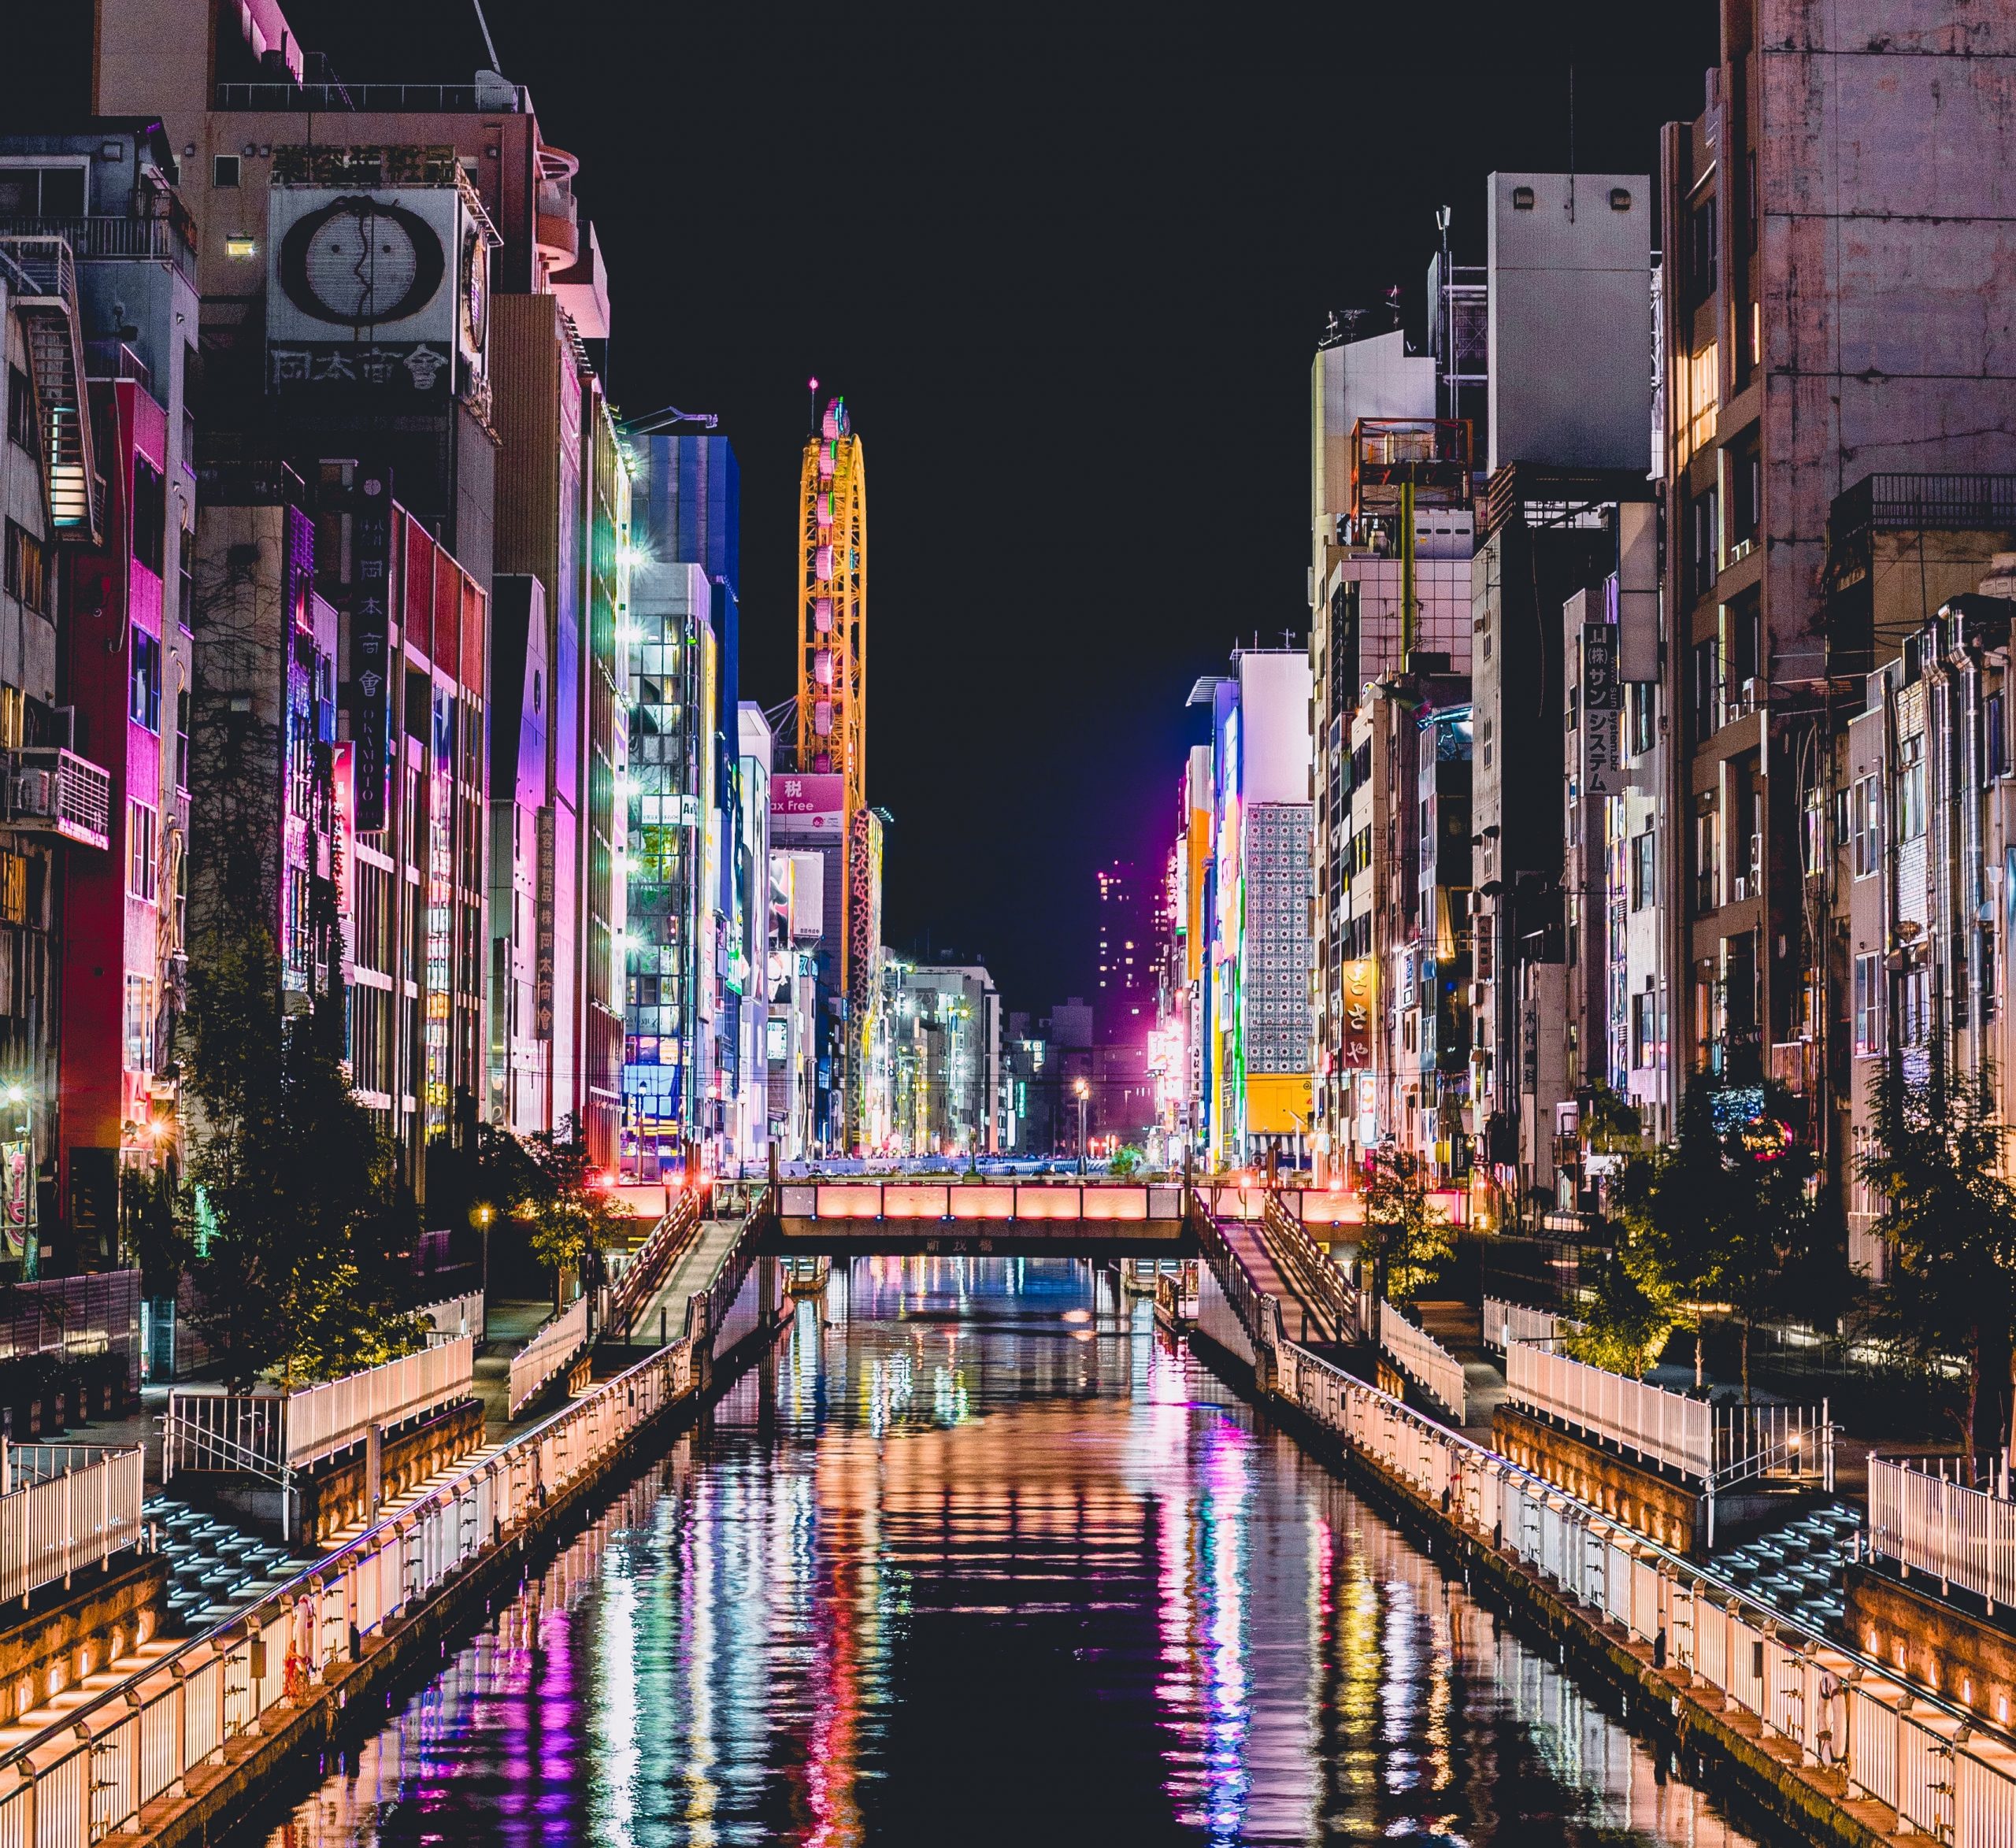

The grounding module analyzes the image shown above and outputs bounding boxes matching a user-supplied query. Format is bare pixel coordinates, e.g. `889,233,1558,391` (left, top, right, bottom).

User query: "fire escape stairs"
1,237,104,547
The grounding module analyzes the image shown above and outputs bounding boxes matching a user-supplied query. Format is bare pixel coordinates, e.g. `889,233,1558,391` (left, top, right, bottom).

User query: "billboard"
771,772,845,840
265,157,490,400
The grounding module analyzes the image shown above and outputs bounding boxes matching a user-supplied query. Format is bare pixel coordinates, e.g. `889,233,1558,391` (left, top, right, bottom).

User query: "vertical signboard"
535,806,556,1042
1582,619,1623,795
1341,958,1375,1070
2,1138,32,1254
351,465,393,831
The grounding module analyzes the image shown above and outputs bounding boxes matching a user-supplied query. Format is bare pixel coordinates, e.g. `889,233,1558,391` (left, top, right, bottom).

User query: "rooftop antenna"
470,0,502,73
1566,63,1577,223
622,402,720,435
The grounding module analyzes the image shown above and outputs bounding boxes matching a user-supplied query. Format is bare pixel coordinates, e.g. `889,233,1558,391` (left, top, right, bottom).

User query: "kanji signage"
350,465,392,831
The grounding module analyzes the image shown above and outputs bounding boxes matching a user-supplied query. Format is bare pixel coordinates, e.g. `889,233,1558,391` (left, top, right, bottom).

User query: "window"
1851,775,1881,877
1688,194,1718,305
129,629,161,731
211,154,240,188
3,521,46,615
122,973,154,1076
131,457,165,576
0,688,23,750
126,802,158,902
1632,991,1655,1069
1802,783,1825,877
1896,733,1926,843
1991,692,2008,781
1689,487,1719,598
1695,809,1721,913
1693,637,1721,738
1629,683,1655,757
1902,965,1929,1048
0,165,86,217
1632,828,1656,911
176,688,190,792
1853,953,1884,1056
6,367,32,455
1727,436,1762,553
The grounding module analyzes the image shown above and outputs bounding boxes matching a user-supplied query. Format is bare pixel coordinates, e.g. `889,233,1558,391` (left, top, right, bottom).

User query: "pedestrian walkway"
629,1217,744,1345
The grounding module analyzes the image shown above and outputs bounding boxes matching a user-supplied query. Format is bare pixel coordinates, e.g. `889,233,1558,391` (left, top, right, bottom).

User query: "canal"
235,1258,1772,1847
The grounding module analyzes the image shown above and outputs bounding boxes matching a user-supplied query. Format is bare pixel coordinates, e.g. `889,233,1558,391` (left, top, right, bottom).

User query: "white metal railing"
507,1296,589,1417
0,1442,142,1605
163,1339,476,1480
416,1292,484,1343
1507,1339,1714,1478
1270,1340,2016,1848
1378,1302,1466,1423
1505,1340,1830,1493
1483,1296,1566,1354
1870,1454,2016,1613
0,1307,708,1848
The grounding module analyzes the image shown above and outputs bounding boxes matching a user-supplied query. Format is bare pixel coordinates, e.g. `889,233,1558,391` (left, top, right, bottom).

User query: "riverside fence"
1377,1302,1467,1424
1868,1454,2016,1613
507,1297,590,1416
0,1302,713,1846
0,1442,143,1605
162,1339,476,1480
1198,1213,2016,1848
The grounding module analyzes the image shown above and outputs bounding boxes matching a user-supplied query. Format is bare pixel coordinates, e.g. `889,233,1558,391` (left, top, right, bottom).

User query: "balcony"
536,149,580,265
0,209,196,285
2,748,112,850
213,79,522,113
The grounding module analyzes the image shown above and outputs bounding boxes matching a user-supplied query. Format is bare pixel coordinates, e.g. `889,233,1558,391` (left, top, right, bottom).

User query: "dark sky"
29,1,1720,1019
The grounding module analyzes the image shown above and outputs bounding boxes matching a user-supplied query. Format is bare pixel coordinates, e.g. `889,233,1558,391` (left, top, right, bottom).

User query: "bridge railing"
1276,1341,2001,1845
777,1180,1186,1222
1258,1194,1361,1342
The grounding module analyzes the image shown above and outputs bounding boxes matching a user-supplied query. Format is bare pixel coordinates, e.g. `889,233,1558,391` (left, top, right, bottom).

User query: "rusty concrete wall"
1762,0,2016,682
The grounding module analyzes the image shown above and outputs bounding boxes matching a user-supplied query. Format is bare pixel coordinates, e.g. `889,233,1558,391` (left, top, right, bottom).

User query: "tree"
1564,1249,1677,1380
1109,1143,1144,1180
1858,1056,2016,1476
513,1117,631,1303
183,933,425,1387
120,1164,192,1300
1362,1148,1454,1306
1614,1082,1821,1399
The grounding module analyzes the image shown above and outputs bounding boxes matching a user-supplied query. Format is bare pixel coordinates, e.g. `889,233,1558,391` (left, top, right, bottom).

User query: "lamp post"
1074,1078,1089,1176
473,1203,494,1336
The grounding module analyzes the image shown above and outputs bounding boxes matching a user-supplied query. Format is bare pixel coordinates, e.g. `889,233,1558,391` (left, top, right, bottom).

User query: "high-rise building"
1658,4,2016,1231
1092,858,1148,1045
0,126,200,1260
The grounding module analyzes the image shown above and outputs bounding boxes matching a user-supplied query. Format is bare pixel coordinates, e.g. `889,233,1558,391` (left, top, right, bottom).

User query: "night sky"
20,2,1719,1019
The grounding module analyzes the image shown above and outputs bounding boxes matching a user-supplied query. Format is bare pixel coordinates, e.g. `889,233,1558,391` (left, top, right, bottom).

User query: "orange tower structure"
796,395,867,837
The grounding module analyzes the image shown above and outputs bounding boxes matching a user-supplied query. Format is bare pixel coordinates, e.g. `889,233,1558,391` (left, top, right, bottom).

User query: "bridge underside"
760,1217,1195,1259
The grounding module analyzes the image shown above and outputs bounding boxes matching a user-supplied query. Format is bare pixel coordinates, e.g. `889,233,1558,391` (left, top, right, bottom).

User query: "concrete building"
87,0,629,1200
1195,649,1314,1170
885,961,999,1159
0,228,120,1264
0,128,201,1258
1658,2,2016,1224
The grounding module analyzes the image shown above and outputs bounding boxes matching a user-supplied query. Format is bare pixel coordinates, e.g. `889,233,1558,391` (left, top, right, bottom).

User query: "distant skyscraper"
1094,860,1150,1048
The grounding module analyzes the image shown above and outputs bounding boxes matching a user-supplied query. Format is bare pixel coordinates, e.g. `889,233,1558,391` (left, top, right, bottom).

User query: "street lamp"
1074,1079,1089,1176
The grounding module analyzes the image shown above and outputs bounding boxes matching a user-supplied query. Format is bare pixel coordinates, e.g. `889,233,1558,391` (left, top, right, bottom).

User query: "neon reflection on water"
236,1258,1764,1848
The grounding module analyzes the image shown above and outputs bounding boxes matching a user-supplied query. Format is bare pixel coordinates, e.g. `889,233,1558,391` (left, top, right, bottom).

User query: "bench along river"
227,1258,1773,1848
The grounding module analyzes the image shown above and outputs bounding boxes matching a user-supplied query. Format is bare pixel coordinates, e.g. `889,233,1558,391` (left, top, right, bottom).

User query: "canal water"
236,1258,1772,1848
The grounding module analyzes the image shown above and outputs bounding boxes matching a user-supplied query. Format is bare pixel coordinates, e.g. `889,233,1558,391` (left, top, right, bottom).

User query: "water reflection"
246,1258,1763,1847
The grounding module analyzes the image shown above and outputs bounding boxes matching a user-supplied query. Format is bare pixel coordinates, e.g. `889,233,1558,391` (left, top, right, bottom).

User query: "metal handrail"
1258,1194,1359,1342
